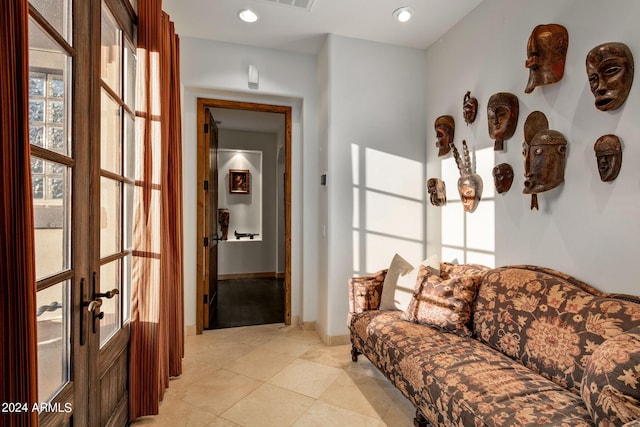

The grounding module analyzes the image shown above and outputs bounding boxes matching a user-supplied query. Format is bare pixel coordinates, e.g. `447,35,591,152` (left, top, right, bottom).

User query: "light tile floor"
130,323,416,427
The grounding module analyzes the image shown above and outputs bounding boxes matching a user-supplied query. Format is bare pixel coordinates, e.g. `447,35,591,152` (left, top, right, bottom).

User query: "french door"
28,0,136,425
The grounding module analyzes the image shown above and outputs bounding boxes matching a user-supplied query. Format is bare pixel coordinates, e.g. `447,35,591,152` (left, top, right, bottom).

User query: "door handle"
96,288,119,299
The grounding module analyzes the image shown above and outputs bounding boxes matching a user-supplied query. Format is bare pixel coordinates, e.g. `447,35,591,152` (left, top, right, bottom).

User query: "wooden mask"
525,24,569,94
463,91,478,125
492,163,514,194
434,115,455,156
594,134,622,182
488,92,519,151
586,42,634,111
427,178,446,207
451,140,483,213
522,111,567,210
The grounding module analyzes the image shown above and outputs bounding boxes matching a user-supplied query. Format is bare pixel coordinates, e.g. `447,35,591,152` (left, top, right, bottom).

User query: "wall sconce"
248,65,259,90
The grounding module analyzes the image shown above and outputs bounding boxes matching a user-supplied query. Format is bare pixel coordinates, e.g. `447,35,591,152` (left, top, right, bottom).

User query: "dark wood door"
204,110,219,328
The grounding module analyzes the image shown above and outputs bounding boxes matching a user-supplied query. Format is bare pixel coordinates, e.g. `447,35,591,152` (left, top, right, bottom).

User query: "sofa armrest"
348,269,387,326
623,420,640,427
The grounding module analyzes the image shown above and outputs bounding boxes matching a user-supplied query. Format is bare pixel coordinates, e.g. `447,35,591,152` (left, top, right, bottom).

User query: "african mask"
492,163,514,194
594,134,622,182
451,140,483,213
434,115,455,157
427,178,447,207
522,111,567,210
488,92,519,151
463,91,478,125
586,42,634,111
525,24,569,94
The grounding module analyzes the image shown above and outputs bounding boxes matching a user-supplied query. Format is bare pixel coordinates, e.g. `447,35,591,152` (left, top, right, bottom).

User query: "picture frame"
229,169,250,194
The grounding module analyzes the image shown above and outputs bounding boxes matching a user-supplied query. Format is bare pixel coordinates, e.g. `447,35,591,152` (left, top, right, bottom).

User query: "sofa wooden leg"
351,345,361,362
414,409,430,427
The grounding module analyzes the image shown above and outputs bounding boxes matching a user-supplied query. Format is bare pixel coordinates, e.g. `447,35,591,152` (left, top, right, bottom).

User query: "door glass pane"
29,19,70,157
101,4,121,95
100,177,121,258
100,90,121,174
33,161,70,280
124,111,135,180
100,261,121,347
123,254,131,323
124,40,136,111
36,280,70,401
29,0,72,44
124,182,134,249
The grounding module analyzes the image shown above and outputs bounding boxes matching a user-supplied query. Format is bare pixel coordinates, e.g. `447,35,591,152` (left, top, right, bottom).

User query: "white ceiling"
166,0,482,132
162,0,483,55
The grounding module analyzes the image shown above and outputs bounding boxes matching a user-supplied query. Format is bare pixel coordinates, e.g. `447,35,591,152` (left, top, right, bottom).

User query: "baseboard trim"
185,324,197,336
218,272,278,280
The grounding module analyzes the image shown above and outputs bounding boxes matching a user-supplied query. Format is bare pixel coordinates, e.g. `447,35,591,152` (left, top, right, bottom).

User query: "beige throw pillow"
379,253,440,311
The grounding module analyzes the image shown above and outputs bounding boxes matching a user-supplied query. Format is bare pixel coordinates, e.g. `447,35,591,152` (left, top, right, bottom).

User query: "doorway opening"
196,98,292,334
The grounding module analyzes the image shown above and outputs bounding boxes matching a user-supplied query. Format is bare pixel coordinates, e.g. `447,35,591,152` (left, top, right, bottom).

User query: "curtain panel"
0,0,39,426
129,0,184,419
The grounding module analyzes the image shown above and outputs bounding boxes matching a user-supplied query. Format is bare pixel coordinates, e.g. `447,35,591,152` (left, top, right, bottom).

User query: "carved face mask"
586,42,634,111
434,115,455,157
492,163,514,194
523,129,567,207
525,24,569,94
427,178,447,207
462,91,478,125
488,92,519,151
594,134,622,182
450,140,483,213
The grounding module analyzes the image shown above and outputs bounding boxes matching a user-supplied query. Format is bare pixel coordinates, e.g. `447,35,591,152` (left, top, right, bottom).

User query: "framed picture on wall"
229,169,250,194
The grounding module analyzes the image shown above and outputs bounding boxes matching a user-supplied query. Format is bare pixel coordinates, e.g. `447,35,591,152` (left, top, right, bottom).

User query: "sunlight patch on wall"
352,144,425,274
441,146,495,267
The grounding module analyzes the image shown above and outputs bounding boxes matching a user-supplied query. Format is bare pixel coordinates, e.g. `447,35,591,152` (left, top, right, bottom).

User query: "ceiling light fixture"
393,6,414,23
238,9,258,23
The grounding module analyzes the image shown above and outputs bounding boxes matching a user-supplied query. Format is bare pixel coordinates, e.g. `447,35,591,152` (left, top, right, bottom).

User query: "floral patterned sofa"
349,263,640,427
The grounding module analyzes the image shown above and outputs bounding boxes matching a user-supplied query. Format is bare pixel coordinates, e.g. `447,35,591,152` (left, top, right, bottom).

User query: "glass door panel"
36,280,70,402
101,90,122,173
99,261,121,347
100,177,121,258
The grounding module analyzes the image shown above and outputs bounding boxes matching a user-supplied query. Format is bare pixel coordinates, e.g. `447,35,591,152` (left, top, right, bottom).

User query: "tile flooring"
130,323,416,426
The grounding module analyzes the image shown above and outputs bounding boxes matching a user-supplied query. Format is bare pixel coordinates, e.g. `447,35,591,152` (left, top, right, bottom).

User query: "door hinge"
203,294,208,304
204,123,209,134
204,180,209,191
203,237,209,247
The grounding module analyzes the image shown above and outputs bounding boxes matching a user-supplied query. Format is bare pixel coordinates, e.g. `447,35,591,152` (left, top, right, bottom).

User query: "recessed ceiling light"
238,9,258,23
393,6,414,23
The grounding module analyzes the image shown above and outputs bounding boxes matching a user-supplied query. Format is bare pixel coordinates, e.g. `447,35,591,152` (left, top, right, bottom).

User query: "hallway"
211,278,285,329
130,323,415,426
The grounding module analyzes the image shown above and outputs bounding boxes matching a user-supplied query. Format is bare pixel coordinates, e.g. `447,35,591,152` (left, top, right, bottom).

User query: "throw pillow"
379,253,440,311
581,326,640,426
402,265,482,337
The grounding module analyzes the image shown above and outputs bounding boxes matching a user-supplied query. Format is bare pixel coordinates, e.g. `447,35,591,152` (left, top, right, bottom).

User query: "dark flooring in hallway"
210,277,285,329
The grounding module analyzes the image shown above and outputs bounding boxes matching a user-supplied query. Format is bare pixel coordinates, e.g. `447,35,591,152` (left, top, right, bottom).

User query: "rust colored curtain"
129,0,184,419
0,0,39,426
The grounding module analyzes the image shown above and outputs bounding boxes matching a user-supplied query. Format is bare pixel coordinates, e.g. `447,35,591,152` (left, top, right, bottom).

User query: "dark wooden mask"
488,92,519,151
586,42,634,111
427,178,447,207
525,24,568,93
594,134,622,182
522,111,567,210
434,115,455,157
462,91,478,125
492,163,514,194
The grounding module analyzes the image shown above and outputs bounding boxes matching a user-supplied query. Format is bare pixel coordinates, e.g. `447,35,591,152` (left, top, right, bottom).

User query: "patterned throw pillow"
581,326,640,426
402,265,483,337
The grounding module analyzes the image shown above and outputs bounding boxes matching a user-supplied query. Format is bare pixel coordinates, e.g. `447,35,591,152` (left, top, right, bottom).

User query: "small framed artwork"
229,169,250,194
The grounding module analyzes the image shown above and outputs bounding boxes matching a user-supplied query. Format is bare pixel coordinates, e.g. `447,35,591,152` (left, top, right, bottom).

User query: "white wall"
426,0,640,295
217,130,278,275
180,38,319,329
322,35,427,339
